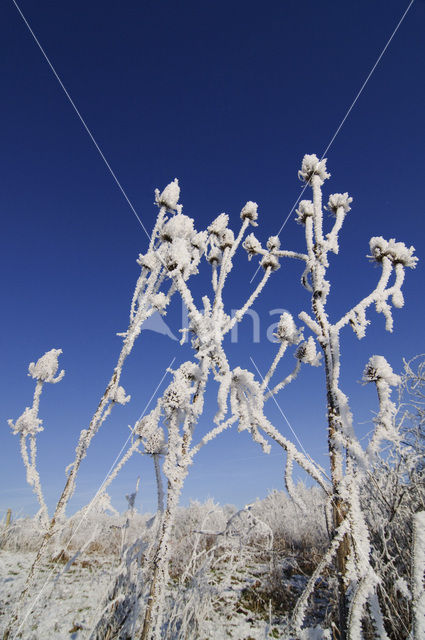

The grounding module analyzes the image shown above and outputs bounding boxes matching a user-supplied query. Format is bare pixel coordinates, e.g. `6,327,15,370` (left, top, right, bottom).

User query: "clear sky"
1,0,424,517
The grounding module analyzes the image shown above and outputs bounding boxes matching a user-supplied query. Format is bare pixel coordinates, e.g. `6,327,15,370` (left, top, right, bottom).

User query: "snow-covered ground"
0,550,117,639
0,549,290,639
0,490,328,639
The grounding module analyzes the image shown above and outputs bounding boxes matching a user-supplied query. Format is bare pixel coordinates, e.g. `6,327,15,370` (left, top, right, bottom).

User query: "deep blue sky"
1,0,424,517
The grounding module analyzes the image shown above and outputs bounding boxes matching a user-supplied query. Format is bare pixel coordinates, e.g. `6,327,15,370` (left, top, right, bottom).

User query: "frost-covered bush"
0,501,152,557
252,485,328,550
360,356,425,639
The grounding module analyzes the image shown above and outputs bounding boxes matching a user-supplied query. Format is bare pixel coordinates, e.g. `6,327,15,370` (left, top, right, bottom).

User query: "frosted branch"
261,341,288,390
412,510,425,639
223,266,272,334
290,518,349,634
265,360,301,399
298,310,321,335
190,416,237,459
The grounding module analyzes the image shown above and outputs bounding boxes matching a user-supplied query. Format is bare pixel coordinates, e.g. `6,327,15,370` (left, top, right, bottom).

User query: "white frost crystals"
158,212,206,278
155,178,181,212
298,153,330,184
160,213,194,242
242,232,262,259
8,406,43,436
207,212,229,236
28,348,65,383
369,236,418,268
230,367,271,454
295,336,321,367
326,192,353,215
9,348,65,436
240,200,258,225
362,355,401,387
295,200,314,224
113,386,131,405
274,311,303,345
7,348,65,530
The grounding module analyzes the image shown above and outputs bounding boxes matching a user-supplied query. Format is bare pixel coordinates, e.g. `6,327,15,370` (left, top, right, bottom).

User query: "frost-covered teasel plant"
249,153,418,639
90,185,336,639
8,349,65,529
136,197,297,640
5,157,421,640
5,179,206,637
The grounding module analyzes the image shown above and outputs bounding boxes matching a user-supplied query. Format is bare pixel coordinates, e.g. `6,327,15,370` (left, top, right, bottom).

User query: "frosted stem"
29,435,49,527
153,454,164,514
311,174,324,246
412,511,425,640
261,341,288,390
265,360,301,399
223,267,272,334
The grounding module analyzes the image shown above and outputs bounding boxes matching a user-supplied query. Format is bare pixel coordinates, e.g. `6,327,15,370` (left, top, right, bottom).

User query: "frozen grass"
0,489,331,639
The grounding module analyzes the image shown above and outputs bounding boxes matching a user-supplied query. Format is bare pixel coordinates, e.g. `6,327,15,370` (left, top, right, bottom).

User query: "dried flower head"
113,386,131,405
298,154,330,185
362,355,401,387
8,407,43,436
266,236,281,252
151,292,169,313
219,228,235,250
191,231,208,252
295,200,314,224
240,201,258,225
208,213,229,236
162,238,192,273
162,383,188,415
369,237,418,268
155,178,180,211
137,252,156,270
161,214,194,243
326,193,353,215
274,312,303,344
144,427,166,455
28,349,65,384
261,253,280,272
179,361,202,382
243,233,262,260
295,337,322,367
134,409,160,439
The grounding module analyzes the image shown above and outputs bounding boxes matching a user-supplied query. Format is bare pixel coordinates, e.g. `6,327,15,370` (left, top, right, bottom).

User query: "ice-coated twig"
261,341,288,390
274,248,308,261
99,438,143,497
284,451,307,510
363,355,401,458
190,416,238,459
290,518,349,634
223,266,272,334
265,360,301,399
412,510,425,640
259,415,330,494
